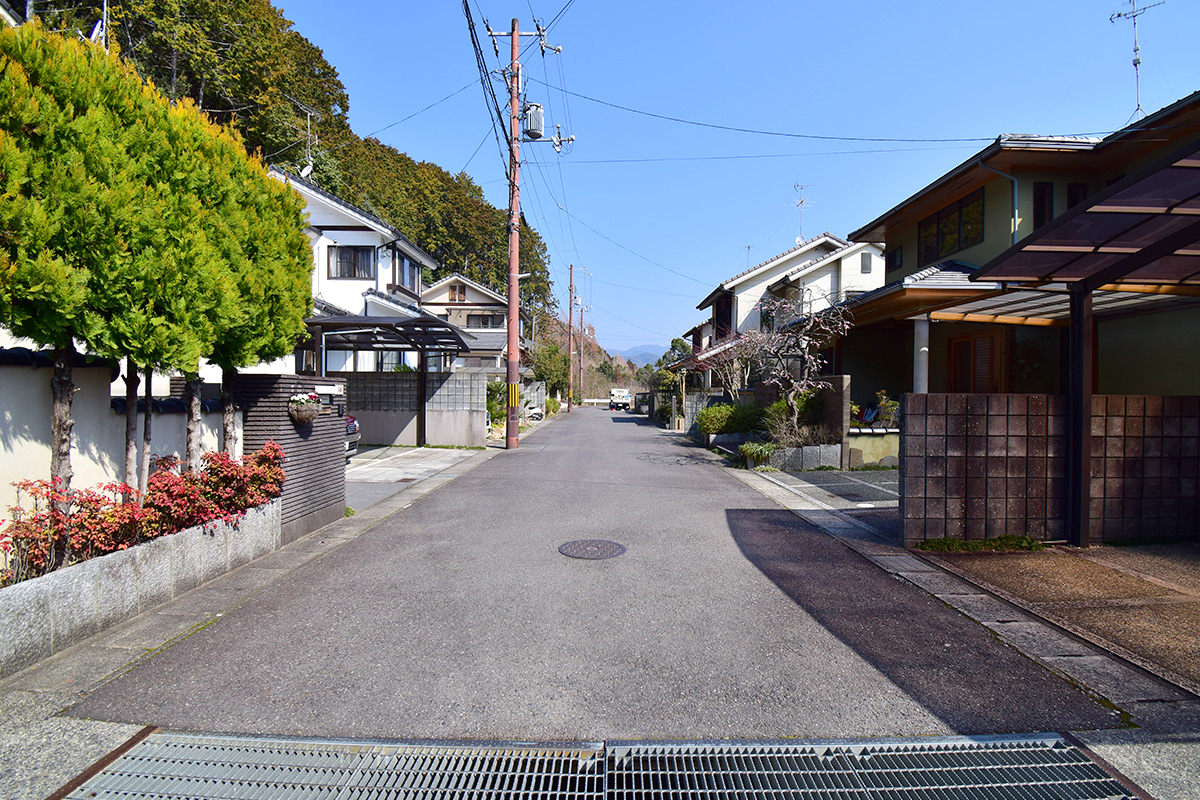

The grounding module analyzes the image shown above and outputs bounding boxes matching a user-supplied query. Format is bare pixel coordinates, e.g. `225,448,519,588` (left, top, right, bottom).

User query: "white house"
266,168,456,374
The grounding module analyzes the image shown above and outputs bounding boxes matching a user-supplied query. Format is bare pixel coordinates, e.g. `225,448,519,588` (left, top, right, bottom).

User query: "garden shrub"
546,397,561,415
727,403,765,433
1,441,286,587
696,403,733,435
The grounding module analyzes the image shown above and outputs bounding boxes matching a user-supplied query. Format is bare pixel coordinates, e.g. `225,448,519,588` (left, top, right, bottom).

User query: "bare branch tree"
735,291,852,428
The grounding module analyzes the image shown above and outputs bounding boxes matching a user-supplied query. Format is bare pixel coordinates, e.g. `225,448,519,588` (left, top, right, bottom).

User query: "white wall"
1,365,230,518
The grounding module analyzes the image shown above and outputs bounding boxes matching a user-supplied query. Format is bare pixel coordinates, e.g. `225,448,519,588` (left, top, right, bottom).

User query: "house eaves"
422,272,532,323
768,241,877,292
696,233,849,310
847,136,1100,243
269,167,439,270
363,288,423,318
840,260,1001,327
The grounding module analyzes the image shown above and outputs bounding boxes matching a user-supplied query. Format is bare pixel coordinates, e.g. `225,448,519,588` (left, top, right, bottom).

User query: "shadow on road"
724,507,1121,735
608,414,658,426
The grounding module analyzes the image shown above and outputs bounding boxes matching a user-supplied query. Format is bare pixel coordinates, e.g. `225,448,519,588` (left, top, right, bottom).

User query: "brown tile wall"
899,393,1199,547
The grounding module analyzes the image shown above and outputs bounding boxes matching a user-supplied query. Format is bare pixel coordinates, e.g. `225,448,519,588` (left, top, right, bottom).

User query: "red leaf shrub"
1,442,286,587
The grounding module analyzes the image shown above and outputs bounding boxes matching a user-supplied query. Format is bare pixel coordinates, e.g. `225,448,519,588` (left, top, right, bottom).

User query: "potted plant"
288,391,321,424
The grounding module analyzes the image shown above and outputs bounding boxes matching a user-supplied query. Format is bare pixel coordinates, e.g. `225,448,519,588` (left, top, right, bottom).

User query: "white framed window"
328,246,375,279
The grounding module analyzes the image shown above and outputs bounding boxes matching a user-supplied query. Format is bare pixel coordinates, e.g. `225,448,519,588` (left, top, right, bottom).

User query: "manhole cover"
559,539,626,559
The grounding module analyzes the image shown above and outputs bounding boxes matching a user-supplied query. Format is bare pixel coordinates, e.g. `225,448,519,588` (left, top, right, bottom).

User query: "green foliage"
915,536,1046,553
875,389,900,426
696,404,733,435
0,22,310,374
392,363,416,372
656,338,693,369
344,506,356,517
546,397,561,415
728,403,766,433
528,341,568,396
485,380,506,424
738,441,778,462
333,137,555,314
596,360,616,381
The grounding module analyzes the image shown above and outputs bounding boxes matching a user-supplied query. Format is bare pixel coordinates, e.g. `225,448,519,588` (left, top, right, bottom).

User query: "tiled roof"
718,232,848,287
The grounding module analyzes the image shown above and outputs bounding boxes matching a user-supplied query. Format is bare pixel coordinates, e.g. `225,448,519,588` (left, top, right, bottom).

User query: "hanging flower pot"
288,392,321,424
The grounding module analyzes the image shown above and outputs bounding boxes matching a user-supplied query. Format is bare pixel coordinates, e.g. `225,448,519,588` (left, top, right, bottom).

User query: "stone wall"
899,393,1200,547
0,501,280,680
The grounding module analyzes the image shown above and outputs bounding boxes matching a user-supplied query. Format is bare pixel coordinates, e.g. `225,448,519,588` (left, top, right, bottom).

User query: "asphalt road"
69,408,1119,740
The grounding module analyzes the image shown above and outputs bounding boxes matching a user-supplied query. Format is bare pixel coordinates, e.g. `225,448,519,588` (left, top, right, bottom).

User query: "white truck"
609,388,631,410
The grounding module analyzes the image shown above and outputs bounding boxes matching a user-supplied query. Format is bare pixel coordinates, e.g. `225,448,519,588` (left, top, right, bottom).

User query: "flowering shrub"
1,442,286,587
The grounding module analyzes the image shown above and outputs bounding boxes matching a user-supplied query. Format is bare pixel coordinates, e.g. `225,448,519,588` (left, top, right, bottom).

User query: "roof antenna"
793,183,813,244
1111,0,1164,121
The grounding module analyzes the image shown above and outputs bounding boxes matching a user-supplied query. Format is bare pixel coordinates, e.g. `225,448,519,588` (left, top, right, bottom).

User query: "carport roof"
306,315,473,353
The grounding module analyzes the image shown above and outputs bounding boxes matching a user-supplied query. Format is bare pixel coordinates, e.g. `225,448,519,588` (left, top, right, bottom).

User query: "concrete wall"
0,500,280,680
1099,305,1200,395
345,371,487,447
1,363,227,518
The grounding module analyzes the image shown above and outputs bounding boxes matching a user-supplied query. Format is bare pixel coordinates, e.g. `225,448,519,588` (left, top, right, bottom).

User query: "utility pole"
504,17,522,448
567,264,574,412
486,17,572,447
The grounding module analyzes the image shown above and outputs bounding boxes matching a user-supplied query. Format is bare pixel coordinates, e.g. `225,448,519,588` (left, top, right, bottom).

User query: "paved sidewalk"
0,434,509,800
729,465,1200,800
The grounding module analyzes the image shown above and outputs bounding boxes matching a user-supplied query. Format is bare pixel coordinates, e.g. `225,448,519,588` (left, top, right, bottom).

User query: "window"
860,252,873,274
467,313,504,329
886,246,903,273
949,334,999,393
392,254,418,292
1067,183,1088,209
449,283,466,302
328,246,375,279
1033,182,1054,229
917,189,984,266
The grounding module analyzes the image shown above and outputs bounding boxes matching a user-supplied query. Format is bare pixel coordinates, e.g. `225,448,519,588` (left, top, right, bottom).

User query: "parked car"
344,414,360,461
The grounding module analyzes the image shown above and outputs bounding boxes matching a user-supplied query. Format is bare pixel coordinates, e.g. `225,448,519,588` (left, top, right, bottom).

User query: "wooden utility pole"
504,17,522,449
567,263,574,412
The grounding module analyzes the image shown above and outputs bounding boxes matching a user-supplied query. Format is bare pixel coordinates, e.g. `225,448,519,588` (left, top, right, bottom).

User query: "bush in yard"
1,442,286,587
546,397,561,415
727,403,765,433
696,404,734,435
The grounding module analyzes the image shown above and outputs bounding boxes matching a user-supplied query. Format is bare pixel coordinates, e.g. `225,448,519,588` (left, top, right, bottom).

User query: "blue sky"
275,0,1200,358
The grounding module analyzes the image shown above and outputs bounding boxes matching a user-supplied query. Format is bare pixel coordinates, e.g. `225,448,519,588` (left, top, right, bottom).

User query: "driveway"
69,408,1117,740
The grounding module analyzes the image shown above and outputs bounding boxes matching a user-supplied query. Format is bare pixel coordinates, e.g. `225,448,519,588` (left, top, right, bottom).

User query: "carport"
958,137,1200,546
304,314,473,446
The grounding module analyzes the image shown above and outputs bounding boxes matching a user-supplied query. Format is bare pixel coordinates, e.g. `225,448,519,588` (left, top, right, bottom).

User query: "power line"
557,145,981,165
560,208,710,286
525,78,1133,144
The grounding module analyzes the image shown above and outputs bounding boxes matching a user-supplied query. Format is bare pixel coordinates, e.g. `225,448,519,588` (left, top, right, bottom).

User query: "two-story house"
840,90,1200,401
419,273,531,378
677,234,884,388
267,168,467,375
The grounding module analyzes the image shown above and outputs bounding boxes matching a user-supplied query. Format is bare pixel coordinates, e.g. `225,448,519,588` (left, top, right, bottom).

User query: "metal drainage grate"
65,734,605,800
605,738,1135,799
559,540,626,560
62,733,1140,800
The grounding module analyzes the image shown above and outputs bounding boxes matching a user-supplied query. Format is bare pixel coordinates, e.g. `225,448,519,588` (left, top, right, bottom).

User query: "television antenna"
793,183,813,244
1110,0,1164,120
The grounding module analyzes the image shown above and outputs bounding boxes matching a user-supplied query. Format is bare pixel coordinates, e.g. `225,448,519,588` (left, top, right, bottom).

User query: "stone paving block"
1043,655,1189,704
983,620,1095,658
869,555,937,574
944,593,1027,623
154,587,249,617
95,613,212,651
900,570,977,595
3,645,137,693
